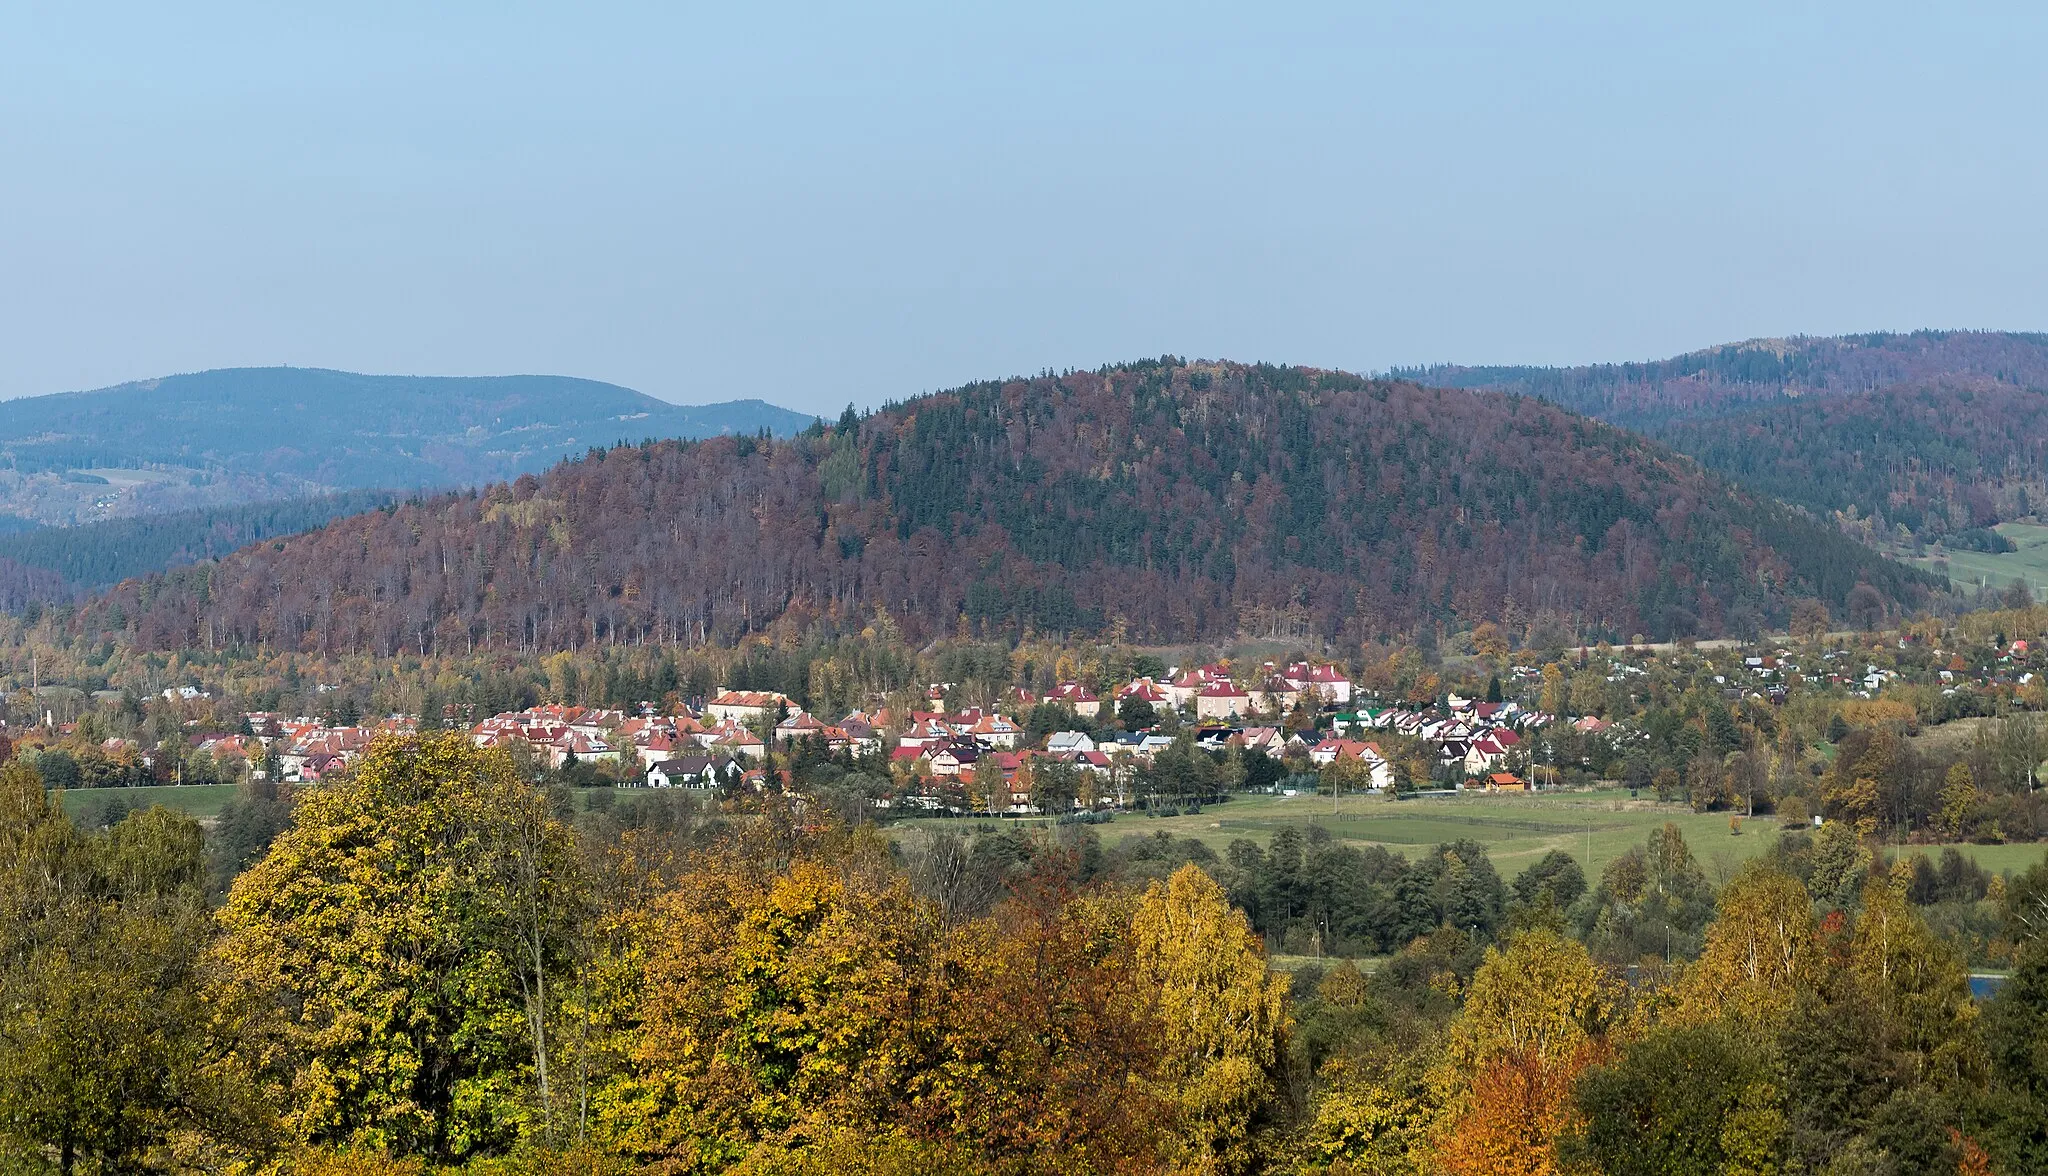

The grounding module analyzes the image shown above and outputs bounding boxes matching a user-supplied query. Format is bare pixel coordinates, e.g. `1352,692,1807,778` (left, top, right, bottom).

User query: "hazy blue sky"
2,3,2042,413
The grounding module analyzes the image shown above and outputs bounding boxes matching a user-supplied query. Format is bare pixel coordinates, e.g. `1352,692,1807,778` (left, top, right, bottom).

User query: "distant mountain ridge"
1657,377,2048,542
1396,330,2048,431
0,367,816,525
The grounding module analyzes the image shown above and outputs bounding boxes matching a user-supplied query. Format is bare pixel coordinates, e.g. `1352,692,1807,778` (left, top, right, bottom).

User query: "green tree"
1567,1022,1782,1176
1706,704,1742,756
1807,820,1871,910
1511,851,1586,911
1978,937,2048,1172
0,762,256,1172
1116,694,1157,731
208,734,582,1163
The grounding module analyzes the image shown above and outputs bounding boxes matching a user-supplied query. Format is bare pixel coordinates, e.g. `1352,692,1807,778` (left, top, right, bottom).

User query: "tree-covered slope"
0,491,401,592
80,360,1940,653
1399,331,2048,544
1657,378,2048,542
1399,330,2048,432
0,367,815,524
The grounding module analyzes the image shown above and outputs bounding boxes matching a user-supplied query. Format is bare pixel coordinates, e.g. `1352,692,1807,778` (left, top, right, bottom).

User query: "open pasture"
906,789,2048,882
1914,521,2048,601
57,783,243,822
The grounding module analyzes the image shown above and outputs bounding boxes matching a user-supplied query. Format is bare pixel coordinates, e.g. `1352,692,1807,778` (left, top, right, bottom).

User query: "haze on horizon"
2,2,2044,415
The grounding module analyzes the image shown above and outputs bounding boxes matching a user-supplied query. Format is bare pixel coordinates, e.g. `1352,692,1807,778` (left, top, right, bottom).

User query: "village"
11,621,2041,829
162,659,1553,814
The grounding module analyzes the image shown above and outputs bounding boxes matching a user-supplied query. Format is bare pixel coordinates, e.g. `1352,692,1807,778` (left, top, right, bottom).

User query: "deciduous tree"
1130,863,1290,1176
209,734,580,1163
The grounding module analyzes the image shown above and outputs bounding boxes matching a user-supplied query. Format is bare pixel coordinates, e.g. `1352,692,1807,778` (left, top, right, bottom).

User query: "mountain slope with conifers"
78,359,1940,653
0,490,400,592
1656,377,2048,545
1401,332,2048,547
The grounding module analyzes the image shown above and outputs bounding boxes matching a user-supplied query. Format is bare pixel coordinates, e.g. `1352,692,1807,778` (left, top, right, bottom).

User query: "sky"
1,2,2044,414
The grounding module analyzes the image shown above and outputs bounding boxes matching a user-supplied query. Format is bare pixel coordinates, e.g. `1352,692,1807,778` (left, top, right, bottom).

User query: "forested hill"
80,360,1940,654
1397,330,2048,432
1657,378,2048,542
0,367,815,525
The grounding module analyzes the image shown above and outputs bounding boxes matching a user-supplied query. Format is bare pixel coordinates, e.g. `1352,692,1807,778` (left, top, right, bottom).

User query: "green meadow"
57,783,243,822
904,789,2048,882
58,782,2048,882
1913,521,2048,600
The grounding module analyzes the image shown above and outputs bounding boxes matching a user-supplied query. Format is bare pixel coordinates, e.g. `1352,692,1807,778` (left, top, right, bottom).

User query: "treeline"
0,556,71,611
6,734,2048,1173
72,360,1935,655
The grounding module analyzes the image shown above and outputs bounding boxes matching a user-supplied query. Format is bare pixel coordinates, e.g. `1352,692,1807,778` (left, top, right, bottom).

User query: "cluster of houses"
224,662,1563,808
219,661,1532,803
1337,696,1546,786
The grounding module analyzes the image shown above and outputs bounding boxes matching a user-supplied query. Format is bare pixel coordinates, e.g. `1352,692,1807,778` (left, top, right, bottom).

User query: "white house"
1047,731,1096,755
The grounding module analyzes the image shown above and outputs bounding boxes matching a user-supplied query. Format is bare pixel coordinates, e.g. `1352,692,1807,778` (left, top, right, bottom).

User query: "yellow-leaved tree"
1675,863,1822,1032
208,734,582,1164
1130,863,1290,1176
1539,663,1566,717
613,830,936,1168
1448,927,1616,1073
1434,928,1617,1176
1849,869,1978,1084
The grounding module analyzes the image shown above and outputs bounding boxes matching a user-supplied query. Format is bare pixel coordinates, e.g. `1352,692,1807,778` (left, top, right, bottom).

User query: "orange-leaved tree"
1434,928,1616,1176
907,857,1167,1172
1432,1049,1586,1176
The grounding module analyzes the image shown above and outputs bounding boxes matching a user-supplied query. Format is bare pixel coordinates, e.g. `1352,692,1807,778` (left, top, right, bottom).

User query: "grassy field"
1092,791,1780,882
57,783,243,821
1911,521,2048,600
54,783,2048,881
901,790,2048,883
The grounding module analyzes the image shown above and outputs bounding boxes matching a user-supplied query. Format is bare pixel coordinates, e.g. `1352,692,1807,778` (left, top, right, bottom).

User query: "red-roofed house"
773,710,829,743
1287,662,1353,705
704,690,790,724
1194,680,1251,720
969,713,1022,749
712,726,766,761
1308,738,1394,790
1117,678,1172,706
1463,736,1509,777
1043,682,1102,718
